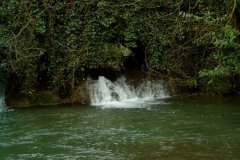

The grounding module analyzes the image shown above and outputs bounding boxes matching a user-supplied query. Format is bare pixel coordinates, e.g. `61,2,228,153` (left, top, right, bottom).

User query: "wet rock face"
5,91,60,107
111,92,120,101
63,83,90,104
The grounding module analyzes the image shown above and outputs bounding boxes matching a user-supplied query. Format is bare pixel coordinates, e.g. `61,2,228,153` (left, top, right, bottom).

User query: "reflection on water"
0,97,240,159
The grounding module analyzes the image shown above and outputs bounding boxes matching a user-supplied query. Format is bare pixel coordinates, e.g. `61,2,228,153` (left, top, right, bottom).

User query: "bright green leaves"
200,66,231,79
199,23,240,93
33,11,46,34
210,25,240,49
0,26,8,49
83,43,124,70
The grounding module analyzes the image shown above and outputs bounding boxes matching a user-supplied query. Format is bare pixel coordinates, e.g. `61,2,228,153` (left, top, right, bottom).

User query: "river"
1,97,240,159
0,77,240,159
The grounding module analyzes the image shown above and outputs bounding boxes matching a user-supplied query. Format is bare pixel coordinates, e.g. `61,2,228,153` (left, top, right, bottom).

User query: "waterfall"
87,76,169,108
0,84,5,112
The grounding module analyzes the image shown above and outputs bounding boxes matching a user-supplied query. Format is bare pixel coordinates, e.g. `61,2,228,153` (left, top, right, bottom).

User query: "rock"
111,92,120,101
5,82,91,107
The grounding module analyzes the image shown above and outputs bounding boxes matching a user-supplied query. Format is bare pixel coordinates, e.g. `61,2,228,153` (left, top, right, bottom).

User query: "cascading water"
88,76,169,108
0,84,5,112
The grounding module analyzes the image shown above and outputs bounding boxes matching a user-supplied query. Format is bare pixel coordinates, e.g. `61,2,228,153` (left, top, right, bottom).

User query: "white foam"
87,76,169,108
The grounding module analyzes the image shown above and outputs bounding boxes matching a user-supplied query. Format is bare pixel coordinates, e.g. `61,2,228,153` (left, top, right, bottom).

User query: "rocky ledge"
5,83,90,107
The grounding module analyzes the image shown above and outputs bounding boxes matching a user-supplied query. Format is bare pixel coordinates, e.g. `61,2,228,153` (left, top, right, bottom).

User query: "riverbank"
5,75,170,107
5,75,239,108
5,84,90,107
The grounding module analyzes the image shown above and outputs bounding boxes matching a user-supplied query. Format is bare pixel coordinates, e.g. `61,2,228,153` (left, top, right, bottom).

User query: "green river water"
0,97,240,159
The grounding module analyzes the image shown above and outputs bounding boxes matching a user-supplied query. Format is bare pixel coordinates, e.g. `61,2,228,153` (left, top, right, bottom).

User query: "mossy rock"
5,95,31,107
30,91,61,106
5,82,90,107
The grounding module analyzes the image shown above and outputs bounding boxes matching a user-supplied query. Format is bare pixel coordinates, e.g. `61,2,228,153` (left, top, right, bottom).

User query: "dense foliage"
1,0,240,95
